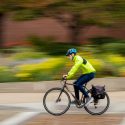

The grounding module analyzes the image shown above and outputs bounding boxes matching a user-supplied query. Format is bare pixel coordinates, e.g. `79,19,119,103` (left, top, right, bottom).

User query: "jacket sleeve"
67,57,83,79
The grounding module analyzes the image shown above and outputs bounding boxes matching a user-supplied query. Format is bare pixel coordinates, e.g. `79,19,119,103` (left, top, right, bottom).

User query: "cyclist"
63,48,96,106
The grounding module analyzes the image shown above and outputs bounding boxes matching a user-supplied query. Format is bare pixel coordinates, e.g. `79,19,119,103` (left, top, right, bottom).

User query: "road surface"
0,91,125,125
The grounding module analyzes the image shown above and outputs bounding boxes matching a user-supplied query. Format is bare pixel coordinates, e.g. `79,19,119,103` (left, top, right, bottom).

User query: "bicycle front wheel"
43,88,71,116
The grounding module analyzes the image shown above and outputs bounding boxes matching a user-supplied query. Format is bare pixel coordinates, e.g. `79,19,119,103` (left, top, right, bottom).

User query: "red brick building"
3,14,125,47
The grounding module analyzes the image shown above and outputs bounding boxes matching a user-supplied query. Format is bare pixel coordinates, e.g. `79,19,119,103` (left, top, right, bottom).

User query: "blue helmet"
66,48,77,56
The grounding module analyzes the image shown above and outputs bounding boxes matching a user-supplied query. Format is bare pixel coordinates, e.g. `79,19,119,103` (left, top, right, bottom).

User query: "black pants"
73,72,95,100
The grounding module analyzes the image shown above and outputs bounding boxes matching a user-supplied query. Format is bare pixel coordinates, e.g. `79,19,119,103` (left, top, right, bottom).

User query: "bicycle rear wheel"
84,92,110,115
43,87,71,116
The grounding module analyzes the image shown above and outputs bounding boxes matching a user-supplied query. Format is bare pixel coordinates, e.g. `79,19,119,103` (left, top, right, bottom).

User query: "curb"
0,77,125,93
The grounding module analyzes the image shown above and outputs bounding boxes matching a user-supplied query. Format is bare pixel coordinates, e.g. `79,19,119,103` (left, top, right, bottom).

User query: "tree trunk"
0,12,4,49
69,25,81,45
68,14,82,45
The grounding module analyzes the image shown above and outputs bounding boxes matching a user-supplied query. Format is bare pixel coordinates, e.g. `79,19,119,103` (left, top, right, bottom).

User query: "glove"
63,75,67,80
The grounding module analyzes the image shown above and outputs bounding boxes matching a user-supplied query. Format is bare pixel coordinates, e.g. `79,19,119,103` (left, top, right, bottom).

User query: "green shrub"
15,57,65,81
102,42,125,55
11,51,46,61
106,54,125,67
89,37,122,46
0,66,17,83
13,9,42,21
87,58,116,77
118,67,125,77
27,36,78,56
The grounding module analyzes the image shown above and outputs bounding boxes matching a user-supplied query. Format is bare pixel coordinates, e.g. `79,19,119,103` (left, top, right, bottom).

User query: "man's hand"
63,75,67,80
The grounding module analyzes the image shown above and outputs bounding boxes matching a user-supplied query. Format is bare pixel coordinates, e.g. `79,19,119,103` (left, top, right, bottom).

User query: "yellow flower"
0,66,9,72
88,58,105,71
15,73,31,78
107,54,125,66
119,67,125,77
15,57,64,77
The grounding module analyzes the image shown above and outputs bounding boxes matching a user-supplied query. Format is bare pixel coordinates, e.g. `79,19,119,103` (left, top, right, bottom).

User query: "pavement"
24,114,125,125
0,78,125,125
0,77,125,93
0,91,125,125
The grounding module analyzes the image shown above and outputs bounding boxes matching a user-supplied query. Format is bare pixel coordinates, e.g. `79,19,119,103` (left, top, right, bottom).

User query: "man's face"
68,54,73,60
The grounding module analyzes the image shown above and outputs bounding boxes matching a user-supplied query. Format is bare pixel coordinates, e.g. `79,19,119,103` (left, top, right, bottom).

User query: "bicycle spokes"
43,88,71,116
56,98,61,103
84,93,110,115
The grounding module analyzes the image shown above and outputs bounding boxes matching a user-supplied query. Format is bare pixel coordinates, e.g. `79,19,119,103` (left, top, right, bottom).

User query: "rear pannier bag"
91,85,106,99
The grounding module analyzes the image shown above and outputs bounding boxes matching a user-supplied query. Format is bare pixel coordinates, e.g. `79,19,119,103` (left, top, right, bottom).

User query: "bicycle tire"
84,92,110,115
43,87,71,116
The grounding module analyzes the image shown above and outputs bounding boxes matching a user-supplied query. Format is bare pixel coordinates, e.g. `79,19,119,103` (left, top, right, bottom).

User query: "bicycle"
43,79,110,116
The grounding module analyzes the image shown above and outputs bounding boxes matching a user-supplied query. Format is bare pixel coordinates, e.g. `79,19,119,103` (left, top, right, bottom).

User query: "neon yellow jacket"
67,55,96,79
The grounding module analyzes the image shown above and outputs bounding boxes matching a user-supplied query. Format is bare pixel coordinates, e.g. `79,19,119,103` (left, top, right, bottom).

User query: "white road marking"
120,118,125,125
0,101,125,125
0,112,41,125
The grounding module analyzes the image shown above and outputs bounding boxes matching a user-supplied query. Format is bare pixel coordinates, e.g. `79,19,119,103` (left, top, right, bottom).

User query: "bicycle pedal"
76,103,84,108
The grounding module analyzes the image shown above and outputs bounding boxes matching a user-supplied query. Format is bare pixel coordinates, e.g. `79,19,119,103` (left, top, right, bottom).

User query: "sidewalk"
0,91,125,125
0,78,125,125
0,77,125,93
0,91,125,112
24,114,125,125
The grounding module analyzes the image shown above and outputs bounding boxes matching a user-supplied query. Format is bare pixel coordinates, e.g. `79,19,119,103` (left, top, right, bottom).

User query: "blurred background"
0,0,125,82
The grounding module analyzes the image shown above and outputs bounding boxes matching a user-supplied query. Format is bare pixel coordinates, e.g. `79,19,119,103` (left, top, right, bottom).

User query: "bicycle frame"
60,79,90,105
43,79,110,115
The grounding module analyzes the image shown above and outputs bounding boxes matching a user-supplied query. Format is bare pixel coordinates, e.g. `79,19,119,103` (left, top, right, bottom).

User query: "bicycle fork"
56,86,65,103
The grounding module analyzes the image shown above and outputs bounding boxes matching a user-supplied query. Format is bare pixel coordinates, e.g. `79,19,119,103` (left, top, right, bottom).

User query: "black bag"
91,85,106,99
